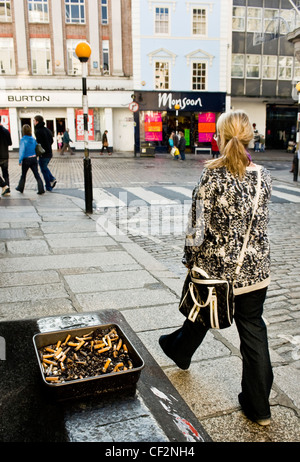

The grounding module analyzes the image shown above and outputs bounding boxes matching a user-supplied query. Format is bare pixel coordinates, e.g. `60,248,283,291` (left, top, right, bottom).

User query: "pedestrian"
100,130,111,155
0,115,12,197
57,132,63,150
178,130,186,160
60,129,74,155
252,123,260,152
159,110,273,427
259,134,265,152
171,130,179,160
291,150,299,182
211,132,219,158
168,132,174,150
34,115,57,192
15,125,45,195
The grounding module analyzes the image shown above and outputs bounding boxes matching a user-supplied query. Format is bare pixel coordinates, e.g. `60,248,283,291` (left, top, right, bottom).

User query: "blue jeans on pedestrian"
180,150,185,160
159,287,273,421
39,157,55,191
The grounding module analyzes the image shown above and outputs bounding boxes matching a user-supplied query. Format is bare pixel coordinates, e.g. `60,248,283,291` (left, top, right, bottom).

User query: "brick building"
0,0,134,152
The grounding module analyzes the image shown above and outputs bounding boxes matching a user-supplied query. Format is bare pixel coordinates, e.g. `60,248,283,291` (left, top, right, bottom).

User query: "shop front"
133,91,226,154
0,90,134,153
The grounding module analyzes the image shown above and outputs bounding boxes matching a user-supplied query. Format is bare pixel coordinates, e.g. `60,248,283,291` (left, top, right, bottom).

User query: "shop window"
65,0,85,24
28,0,49,23
192,8,207,36
232,6,245,32
247,8,262,33
0,0,11,22
231,54,244,78
30,38,52,75
154,7,169,35
101,0,108,25
278,56,293,80
262,55,277,80
67,40,82,75
192,62,206,91
0,37,15,74
155,61,169,89
246,55,261,79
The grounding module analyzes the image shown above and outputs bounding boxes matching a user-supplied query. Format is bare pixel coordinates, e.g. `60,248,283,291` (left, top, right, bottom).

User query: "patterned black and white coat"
183,165,272,295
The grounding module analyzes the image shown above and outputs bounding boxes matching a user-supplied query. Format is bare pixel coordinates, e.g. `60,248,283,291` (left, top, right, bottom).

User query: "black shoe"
50,179,57,188
37,191,45,195
2,186,10,196
159,335,190,370
15,187,23,193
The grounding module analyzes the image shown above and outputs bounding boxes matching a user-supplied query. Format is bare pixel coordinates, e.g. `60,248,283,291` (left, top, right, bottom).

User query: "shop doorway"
266,105,297,150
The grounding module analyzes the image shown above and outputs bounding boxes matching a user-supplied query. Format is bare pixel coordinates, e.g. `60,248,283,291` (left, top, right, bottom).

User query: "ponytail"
205,111,253,178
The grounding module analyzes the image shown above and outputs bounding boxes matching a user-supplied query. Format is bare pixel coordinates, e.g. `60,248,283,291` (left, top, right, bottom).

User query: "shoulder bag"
179,166,262,329
35,143,45,157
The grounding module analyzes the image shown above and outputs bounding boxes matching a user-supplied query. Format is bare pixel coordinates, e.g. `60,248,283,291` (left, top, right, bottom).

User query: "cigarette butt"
93,342,106,350
62,334,71,346
43,359,57,365
42,354,54,359
75,340,85,351
116,339,122,351
68,342,80,347
60,354,66,363
45,376,59,382
113,362,124,372
105,335,112,347
45,347,55,353
123,344,128,353
83,331,94,338
102,358,111,372
56,340,61,350
96,346,111,354
54,347,62,358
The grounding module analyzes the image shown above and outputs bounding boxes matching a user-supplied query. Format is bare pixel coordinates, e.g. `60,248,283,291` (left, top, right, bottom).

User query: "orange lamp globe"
296,82,300,92
174,104,180,110
75,42,92,61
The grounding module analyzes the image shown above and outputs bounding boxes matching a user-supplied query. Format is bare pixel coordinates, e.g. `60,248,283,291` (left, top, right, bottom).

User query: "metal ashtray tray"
33,323,144,399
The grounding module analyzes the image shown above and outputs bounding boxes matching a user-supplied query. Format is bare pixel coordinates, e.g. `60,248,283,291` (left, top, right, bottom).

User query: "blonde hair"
205,110,253,178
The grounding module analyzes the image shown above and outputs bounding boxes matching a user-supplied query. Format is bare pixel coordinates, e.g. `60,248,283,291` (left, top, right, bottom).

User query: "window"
155,7,169,34
192,8,206,35
246,55,260,78
294,59,300,80
65,0,85,24
30,38,51,75
28,0,49,22
232,6,245,31
264,8,279,34
102,40,109,74
247,8,262,33
0,37,15,74
0,0,11,21
231,54,244,78
155,61,169,89
278,56,293,80
192,62,206,90
67,40,82,75
101,0,108,25
262,55,277,79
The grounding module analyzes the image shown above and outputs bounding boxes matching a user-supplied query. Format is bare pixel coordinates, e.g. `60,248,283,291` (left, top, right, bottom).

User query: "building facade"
131,0,232,153
0,0,134,152
231,0,300,149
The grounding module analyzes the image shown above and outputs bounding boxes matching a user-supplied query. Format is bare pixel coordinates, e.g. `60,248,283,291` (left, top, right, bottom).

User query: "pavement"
0,149,299,444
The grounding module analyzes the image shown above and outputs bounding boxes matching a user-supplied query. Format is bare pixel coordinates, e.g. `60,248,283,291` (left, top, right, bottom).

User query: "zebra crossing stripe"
123,186,179,205
271,190,300,203
92,188,127,207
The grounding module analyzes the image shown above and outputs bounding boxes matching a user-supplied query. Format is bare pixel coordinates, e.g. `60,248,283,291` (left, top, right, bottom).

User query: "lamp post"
174,104,180,135
75,41,93,214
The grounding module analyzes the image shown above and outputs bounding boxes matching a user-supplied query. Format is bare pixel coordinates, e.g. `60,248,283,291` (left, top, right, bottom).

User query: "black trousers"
0,159,9,187
162,287,273,420
17,157,44,194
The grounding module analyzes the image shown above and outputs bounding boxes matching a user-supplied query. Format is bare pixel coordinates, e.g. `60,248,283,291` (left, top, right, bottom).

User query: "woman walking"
16,125,45,195
159,110,273,426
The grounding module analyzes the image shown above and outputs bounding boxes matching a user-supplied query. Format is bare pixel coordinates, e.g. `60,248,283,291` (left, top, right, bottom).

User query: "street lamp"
75,41,93,214
174,104,180,135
